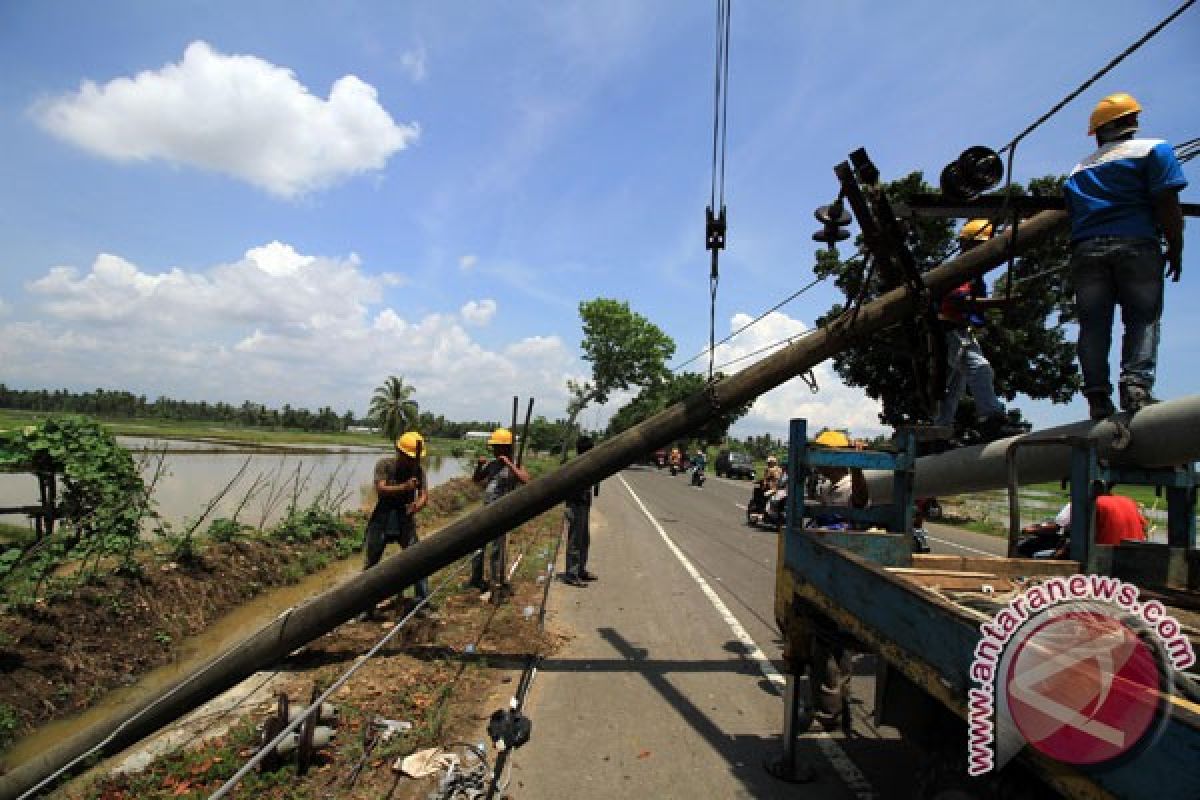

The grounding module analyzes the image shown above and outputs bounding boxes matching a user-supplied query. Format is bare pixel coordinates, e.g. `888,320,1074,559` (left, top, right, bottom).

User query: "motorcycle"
690,463,706,487
1015,520,1067,559
747,481,787,530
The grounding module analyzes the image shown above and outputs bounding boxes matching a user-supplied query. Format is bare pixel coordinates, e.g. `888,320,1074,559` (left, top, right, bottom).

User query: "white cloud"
458,254,478,272
399,46,428,82
715,311,884,438
33,41,418,198
460,298,496,326
5,244,577,422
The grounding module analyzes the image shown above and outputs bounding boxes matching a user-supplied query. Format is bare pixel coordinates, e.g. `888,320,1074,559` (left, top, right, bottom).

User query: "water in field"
0,436,467,534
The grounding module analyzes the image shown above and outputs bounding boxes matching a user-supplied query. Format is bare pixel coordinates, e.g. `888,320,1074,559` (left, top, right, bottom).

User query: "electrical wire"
998,0,1195,156
207,557,473,800
671,271,833,373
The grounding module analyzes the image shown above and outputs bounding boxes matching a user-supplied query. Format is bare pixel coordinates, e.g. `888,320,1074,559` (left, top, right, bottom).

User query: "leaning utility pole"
0,210,1069,800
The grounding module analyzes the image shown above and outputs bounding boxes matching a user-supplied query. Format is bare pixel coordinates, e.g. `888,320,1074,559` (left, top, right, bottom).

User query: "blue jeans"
1071,237,1163,397
935,327,1003,426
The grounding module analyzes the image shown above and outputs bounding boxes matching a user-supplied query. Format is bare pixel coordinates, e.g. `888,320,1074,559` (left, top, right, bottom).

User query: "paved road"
510,467,1003,798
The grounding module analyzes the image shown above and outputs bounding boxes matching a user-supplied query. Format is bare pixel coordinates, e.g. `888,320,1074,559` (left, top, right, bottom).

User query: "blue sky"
1,1,1197,438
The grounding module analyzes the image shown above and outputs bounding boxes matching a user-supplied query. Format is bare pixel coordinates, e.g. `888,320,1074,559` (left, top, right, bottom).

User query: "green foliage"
0,703,19,752
270,507,354,545
369,375,419,443
206,517,249,543
578,298,675,404
606,371,750,444
814,172,1079,430
0,416,152,601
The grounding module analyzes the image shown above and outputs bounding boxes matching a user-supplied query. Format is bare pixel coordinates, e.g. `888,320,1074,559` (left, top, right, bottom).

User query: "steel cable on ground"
312,525,546,796
484,516,569,800
206,556,474,800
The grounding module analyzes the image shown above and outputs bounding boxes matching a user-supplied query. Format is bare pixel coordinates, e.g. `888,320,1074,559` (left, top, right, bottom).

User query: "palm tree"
369,376,419,442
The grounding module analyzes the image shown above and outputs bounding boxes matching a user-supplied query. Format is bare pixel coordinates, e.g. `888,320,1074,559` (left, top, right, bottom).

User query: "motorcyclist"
691,449,707,486
669,446,682,474
762,455,783,494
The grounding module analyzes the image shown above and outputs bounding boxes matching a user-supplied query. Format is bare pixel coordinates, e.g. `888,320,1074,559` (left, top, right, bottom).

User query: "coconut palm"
369,376,419,442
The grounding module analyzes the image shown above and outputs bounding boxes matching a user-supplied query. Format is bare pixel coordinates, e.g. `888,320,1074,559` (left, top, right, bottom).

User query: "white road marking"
618,474,877,799
734,503,747,510
925,534,999,558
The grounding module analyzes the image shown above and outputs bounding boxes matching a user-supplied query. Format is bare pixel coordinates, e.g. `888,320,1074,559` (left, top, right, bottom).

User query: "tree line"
0,385,356,433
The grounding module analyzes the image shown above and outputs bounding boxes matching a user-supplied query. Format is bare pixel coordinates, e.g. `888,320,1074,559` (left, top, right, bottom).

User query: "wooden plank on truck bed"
912,553,1079,577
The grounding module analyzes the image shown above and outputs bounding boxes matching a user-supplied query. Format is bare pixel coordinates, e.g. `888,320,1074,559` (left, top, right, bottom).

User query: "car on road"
715,450,755,480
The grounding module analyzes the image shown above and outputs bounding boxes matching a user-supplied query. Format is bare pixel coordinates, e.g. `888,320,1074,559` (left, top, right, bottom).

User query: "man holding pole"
361,431,429,619
470,427,530,592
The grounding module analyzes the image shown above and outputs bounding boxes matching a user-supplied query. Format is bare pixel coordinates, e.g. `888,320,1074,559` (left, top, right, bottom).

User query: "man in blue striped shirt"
1064,92,1186,420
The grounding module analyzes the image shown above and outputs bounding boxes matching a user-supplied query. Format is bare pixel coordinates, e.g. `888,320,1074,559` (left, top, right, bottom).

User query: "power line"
998,0,1195,155
672,272,831,373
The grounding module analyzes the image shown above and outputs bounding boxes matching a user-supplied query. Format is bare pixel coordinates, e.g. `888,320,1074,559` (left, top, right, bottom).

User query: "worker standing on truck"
1064,92,1187,420
933,219,1025,442
470,427,530,592
361,431,429,620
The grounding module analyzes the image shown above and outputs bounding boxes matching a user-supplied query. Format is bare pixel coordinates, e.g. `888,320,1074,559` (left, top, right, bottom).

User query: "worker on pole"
933,219,1025,442
1064,92,1187,420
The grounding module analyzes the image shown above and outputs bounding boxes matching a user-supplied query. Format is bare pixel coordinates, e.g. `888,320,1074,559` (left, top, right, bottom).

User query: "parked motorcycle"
1015,520,1067,559
690,463,706,487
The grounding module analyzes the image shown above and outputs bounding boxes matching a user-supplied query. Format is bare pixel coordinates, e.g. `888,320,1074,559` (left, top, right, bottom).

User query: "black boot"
1119,384,1158,414
1086,392,1117,421
978,413,1027,442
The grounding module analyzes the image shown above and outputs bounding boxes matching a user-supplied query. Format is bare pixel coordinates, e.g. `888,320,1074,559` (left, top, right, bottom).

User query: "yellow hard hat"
396,431,425,458
958,219,994,242
488,427,513,446
1088,92,1141,136
814,430,851,448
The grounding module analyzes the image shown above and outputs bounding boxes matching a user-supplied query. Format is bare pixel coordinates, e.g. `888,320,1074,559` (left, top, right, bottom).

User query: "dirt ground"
66,511,566,800
0,477,485,766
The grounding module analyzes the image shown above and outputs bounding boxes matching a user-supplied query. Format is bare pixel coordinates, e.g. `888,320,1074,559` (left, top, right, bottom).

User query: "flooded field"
0,435,467,532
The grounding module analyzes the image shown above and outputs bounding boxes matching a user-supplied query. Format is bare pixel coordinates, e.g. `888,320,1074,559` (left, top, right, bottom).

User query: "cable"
706,0,732,381
207,558,473,800
998,0,1195,156
671,272,831,373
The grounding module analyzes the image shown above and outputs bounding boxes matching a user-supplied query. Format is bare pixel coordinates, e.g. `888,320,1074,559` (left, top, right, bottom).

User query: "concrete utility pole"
0,209,1070,800
865,397,1200,502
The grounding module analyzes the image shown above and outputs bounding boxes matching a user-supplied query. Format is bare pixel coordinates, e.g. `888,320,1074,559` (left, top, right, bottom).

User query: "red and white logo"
1005,610,1162,765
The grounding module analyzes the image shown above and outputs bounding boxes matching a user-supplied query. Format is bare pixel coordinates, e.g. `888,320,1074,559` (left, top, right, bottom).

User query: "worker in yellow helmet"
469,427,530,592
1064,92,1187,419
361,431,429,620
809,430,868,512
933,220,1025,442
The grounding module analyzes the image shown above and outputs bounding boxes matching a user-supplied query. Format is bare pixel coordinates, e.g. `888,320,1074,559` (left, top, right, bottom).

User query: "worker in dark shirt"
1063,92,1187,419
361,431,429,619
562,435,598,587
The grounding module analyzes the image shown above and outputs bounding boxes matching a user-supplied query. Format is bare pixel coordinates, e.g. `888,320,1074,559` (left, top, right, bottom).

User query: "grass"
0,409,463,454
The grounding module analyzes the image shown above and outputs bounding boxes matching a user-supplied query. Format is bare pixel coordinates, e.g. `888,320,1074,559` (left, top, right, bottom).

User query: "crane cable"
705,0,732,381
